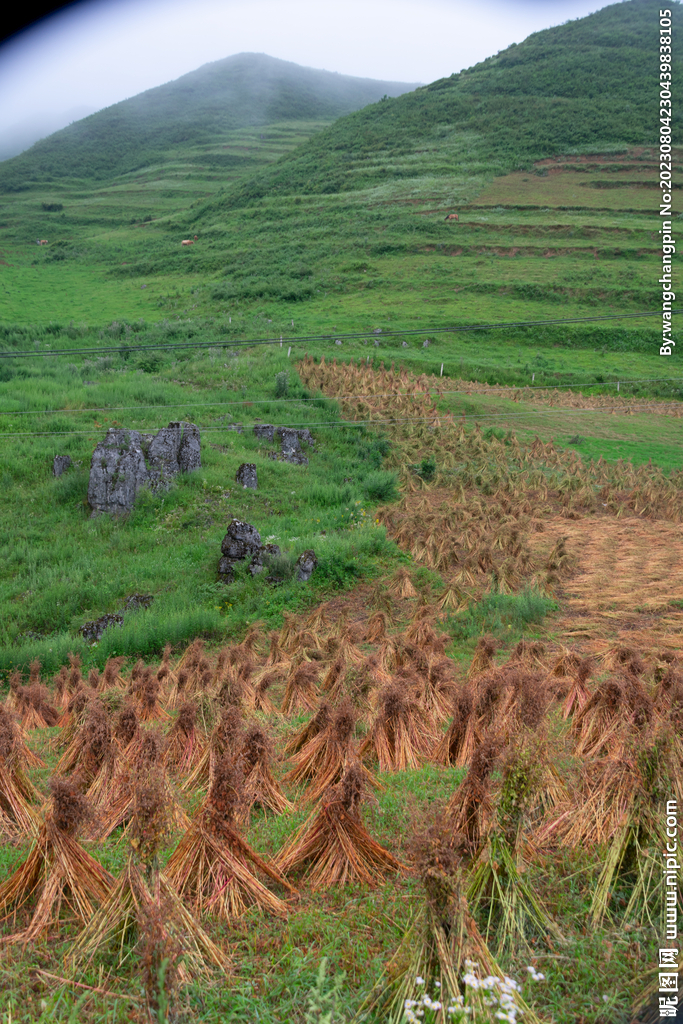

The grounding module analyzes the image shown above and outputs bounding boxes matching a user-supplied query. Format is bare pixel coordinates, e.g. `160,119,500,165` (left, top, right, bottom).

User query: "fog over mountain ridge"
0,51,418,172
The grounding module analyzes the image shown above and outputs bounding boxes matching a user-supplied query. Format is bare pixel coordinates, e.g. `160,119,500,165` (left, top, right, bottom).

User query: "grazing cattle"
36,239,48,245
194,235,198,240
181,239,194,246
445,213,459,222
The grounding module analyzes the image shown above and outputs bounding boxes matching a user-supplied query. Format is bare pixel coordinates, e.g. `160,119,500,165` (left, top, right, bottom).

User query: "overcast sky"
0,0,614,156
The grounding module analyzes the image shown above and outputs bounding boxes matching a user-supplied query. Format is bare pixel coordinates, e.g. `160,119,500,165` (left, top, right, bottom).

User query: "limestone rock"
221,519,262,561
217,522,284,583
147,421,201,483
277,427,308,465
87,429,150,515
87,422,201,514
236,463,258,489
123,593,154,612
254,423,314,464
249,541,282,577
296,549,318,582
79,612,124,644
178,422,202,471
53,455,72,477
217,556,235,583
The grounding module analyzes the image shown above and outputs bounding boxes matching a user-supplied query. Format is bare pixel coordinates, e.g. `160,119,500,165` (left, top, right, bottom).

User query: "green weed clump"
447,590,557,642
363,471,399,503
274,371,289,398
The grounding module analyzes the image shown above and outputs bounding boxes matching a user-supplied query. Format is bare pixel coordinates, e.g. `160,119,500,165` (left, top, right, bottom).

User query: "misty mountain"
202,0,679,208
0,53,417,189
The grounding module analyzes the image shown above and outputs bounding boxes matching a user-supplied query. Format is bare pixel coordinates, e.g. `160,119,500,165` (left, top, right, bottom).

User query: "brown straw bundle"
182,706,244,792
446,737,501,853
55,698,113,782
84,728,188,840
433,686,479,768
276,763,403,889
164,701,207,776
165,755,294,921
0,779,113,945
0,703,40,838
284,701,380,803
72,768,229,978
359,683,436,771
239,725,294,820
14,683,59,730
467,636,497,680
561,657,594,719
571,674,653,758
281,661,321,715
360,829,543,1024
283,701,332,757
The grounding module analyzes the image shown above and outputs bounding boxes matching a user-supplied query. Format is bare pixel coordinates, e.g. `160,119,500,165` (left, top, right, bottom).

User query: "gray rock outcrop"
254,424,315,465
296,549,318,581
147,421,201,482
78,612,124,643
88,429,150,515
53,455,72,477
88,421,201,514
249,541,281,577
217,556,235,583
218,521,286,583
124,593,154,611
78,592,153,644
221,519,262,561
236,463,258,489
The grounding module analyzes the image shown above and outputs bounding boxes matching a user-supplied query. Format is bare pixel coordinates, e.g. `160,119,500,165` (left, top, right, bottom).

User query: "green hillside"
0,52,417,189
204,0,677,207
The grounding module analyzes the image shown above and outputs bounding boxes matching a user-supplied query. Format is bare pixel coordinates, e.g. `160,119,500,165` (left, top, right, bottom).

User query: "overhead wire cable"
0,309,678,360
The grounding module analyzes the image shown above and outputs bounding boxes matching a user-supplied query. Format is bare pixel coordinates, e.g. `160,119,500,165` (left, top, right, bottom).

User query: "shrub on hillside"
363,471,398,503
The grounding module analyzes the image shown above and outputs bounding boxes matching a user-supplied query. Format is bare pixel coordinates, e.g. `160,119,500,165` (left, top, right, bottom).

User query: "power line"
1,378,682,419
0,310,676,360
